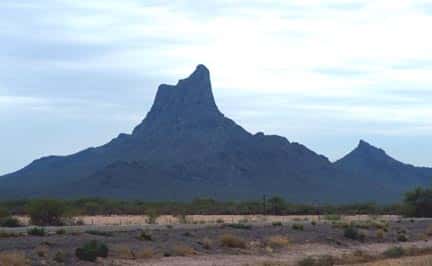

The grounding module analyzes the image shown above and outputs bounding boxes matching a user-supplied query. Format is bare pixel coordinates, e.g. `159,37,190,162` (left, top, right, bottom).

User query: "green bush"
56,229,66,235
0,217,21,227
344,226,365,241
272,221,283,227
383,246,405,258
292,223,304,231
397,233,408,242
298,255,334,266
75,240,108,262
85,230,113,237
403,187,432,217
139,231,153,241
226,223,252,230
27,227,46,236
0,207,9,219
27,199,67,226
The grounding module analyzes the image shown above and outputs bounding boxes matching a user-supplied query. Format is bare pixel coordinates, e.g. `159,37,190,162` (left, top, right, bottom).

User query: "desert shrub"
85,230,113,237
0,251,27,266
344,226,364,241
145,209,159,224
75,240,108,262
54,251,66,263
172,245,196,256
35,245,48,257
220,234,246,248
135,248,154,259
272,221,283,227
267,235,290,248
397,233,408,242
0,231,17,238
27,227,46,236
311,221,317,226
383,246,405,258
226,223,251,230
56,229,66,235
27,199,67,226
200,237,213,249
0,217,21,227
292,223,304,231
216,218,224,224
426,224,432,236
324,214,341,221
0,207,8,219
298,255,334,266
403,187,432,217
376,229,385,239
112,244,134,259
138,231,153,241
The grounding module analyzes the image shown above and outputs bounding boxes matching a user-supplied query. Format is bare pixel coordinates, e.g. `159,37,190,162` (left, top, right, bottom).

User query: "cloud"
0,0,432,174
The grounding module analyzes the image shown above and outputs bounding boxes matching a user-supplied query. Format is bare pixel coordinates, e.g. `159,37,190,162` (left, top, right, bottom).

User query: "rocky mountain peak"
132,65,222,135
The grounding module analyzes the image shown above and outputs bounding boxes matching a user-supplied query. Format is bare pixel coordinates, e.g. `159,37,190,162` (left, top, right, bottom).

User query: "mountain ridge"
1,65,430,203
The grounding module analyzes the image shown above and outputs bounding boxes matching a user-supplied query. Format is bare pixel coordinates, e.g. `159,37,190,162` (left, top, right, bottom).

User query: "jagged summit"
133,65,222,135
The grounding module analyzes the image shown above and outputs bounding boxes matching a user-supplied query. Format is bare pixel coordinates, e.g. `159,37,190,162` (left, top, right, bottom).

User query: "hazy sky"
1,0,431,175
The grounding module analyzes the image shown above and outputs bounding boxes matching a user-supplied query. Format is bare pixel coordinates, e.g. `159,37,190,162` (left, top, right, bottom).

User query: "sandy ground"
15,214,402,226
104,240,432,266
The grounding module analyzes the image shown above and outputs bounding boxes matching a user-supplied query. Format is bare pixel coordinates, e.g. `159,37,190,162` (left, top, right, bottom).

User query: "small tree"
403,187,432,217
27,199,67,226
268,196,286,215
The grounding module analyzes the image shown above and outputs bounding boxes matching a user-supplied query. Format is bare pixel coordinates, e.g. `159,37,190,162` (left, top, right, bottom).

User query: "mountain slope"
335,140,432,197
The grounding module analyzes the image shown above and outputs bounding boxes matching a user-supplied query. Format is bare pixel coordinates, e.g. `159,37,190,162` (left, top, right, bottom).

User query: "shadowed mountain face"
0,65,430,203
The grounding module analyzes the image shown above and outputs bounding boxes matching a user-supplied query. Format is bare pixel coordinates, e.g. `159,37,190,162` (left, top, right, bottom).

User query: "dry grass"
34,245,49,258
0,251,28,266
351,254,432,266
220,234,247,249
111,244,134,259
267,235,290,248
172,245,196,256
426,224,432,236
134,248,155,259
200,237,213,250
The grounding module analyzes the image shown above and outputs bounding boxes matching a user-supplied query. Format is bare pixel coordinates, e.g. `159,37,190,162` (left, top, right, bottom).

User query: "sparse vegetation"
0,217,21,227
344,226,365,241
292,223,304,231
0,251,27,266
135,248,154,259
172,245,196,256
138,231,153,241
220,234,246,248
27,227,46,236
226,223,252,230
383,246,405,258
267,235,290,248
75,240,108,262
26,199,67,226
272,221,283,226
403,187,432,217
56,228,66,235
54,251,66,263
85,230,113,237
297,255,335,266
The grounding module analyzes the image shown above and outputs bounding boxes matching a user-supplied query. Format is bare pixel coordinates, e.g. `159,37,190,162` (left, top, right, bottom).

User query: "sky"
1,0,432,175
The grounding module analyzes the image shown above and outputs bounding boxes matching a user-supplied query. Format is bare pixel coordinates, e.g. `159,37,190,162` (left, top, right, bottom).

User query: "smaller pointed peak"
358,139,371,147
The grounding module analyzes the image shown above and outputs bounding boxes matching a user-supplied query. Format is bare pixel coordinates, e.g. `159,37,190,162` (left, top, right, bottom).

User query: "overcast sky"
1,0,432,175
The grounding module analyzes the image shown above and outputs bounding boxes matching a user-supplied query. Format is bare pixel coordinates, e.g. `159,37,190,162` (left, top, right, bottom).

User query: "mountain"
335,140,432,197
0,65,430,203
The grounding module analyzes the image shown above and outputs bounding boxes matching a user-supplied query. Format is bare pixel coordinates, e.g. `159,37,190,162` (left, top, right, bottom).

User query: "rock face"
0,65,430,202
